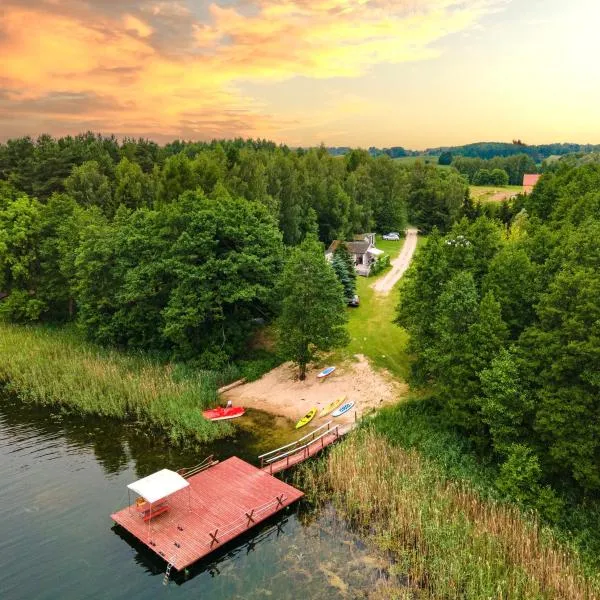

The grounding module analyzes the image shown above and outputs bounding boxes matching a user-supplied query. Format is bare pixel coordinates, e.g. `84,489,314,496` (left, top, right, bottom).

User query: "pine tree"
331,243,356,300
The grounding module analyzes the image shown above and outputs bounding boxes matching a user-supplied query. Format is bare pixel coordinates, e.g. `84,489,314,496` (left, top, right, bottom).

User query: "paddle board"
317,366,336,379
332,401,355,417
295,408,317,429
319,395,346,417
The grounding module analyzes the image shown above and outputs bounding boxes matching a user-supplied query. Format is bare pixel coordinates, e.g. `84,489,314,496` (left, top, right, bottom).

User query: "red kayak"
202,406,246,421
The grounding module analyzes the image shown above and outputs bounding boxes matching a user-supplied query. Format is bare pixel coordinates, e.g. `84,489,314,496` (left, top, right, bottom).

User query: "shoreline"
223,354,407,428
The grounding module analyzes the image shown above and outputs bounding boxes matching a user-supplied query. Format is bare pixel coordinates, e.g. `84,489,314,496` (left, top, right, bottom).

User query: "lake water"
0,397,397,599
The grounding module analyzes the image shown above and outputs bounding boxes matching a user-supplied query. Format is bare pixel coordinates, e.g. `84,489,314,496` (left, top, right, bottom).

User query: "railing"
200,495,288,550
258,422,340,472
177,455,219,479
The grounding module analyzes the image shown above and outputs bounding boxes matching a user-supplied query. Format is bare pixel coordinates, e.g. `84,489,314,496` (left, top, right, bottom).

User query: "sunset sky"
1,0,599,148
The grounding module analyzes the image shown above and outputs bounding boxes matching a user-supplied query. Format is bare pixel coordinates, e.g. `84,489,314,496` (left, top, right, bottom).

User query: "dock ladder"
163,555,176,586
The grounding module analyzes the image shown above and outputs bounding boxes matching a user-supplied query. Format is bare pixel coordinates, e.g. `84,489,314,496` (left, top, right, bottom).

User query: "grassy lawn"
331,235,421,380
470,184,522,203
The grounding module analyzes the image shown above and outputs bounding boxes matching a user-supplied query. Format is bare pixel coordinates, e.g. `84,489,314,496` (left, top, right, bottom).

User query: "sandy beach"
223,354,406,428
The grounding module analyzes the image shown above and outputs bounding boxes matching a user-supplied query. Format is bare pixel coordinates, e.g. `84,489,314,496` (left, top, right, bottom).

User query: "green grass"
0,323,234,445
333,236,422,380
393,155,451,169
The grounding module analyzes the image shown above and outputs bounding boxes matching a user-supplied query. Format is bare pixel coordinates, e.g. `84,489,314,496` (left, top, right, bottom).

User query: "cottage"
522,174,541,194
326,233,384,276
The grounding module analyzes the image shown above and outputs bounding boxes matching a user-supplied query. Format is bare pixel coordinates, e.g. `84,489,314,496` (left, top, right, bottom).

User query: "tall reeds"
0,323,232,444
298,429,600,599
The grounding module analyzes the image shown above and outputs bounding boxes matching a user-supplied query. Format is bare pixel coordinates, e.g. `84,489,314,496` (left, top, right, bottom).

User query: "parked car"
382,232,401,241
347,294,360,307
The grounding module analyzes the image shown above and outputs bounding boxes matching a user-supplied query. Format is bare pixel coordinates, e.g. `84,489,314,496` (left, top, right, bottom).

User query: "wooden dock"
259,421,347,475
111,457,303,571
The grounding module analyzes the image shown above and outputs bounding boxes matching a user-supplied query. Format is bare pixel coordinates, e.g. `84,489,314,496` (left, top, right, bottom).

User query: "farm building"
522,174,541,194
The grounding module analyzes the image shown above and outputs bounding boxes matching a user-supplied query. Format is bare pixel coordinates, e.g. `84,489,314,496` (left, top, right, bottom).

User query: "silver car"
382,232,401,241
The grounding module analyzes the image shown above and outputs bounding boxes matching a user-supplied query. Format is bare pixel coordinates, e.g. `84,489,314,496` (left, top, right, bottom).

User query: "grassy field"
298,429,600,600
470,184,522,203
343,238,411,379
393,155,451,169
0,323,233,444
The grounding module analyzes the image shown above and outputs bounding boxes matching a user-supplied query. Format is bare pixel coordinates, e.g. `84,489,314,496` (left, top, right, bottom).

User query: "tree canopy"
0,133,470,366
277,236,349,379
398,162,600,502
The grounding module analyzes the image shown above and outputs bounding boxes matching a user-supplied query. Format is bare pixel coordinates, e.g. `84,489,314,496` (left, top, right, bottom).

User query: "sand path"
223,355,406,428
371,228,418,294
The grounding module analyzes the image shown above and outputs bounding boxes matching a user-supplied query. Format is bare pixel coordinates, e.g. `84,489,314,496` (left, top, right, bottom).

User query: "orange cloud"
0,0,504,141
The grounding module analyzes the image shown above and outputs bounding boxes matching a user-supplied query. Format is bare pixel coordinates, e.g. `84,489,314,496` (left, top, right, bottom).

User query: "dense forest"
0,133,468,366
398,161,600,515
330,142,600,163
451,154,538,185
425,141,600,162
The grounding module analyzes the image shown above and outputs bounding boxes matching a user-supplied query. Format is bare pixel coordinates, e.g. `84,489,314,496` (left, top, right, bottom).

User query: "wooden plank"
111,457,303,570
217,378,246,393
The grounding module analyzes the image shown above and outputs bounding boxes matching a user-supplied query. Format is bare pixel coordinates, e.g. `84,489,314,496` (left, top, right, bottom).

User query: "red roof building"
523,174,541,194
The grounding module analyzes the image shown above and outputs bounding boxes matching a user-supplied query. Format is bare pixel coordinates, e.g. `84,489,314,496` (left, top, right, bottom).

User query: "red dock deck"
111,457,303,570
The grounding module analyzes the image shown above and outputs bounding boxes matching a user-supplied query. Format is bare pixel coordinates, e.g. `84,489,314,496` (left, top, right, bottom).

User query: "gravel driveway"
371,228,418,294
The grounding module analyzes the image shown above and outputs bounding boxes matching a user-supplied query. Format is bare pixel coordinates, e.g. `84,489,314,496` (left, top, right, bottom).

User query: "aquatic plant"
0,323,233,444
298,429,600,599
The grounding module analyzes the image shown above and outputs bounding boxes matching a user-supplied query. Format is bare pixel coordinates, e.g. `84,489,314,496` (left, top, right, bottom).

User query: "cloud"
0,0,505,141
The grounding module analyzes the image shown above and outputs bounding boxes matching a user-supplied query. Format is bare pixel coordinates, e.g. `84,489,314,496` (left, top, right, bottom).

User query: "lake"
0,396,397,599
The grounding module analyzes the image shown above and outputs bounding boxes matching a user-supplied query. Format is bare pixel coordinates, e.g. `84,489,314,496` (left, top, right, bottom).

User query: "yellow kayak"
319,395,346,417
295,408,317,429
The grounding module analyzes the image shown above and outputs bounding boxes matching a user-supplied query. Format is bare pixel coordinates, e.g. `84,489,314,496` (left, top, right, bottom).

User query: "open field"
470,184,522,203
393,155,451,169
0,323,233,444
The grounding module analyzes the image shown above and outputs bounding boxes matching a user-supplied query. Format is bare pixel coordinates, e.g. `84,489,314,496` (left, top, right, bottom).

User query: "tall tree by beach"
277,236,349,380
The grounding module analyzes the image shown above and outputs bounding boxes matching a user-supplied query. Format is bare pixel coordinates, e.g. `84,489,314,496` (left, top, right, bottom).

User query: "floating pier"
111,457,303,571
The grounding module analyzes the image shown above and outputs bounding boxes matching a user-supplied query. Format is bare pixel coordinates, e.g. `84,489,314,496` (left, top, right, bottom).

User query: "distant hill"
327,146,421,158
423,142,600,162
327,142,600,162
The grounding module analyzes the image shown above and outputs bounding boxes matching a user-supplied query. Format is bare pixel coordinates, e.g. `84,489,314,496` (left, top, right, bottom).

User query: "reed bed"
298,430,600,599
0,323,233,444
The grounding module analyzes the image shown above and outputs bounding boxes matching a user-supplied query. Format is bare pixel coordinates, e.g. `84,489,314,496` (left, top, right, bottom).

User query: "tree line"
452,154,537,186
425,141,600,162
398,161,600,514
0,133,468,367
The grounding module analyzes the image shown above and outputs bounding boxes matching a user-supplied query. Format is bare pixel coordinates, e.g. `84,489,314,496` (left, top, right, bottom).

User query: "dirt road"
371,228,418,294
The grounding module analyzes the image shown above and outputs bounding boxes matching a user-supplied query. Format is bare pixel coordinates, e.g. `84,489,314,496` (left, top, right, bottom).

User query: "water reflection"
0,394,299,478
113,504,400,599
0,395,401,599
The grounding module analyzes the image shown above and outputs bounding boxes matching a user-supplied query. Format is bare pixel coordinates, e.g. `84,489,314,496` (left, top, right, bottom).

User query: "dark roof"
345,241,370,255
326,240,371,255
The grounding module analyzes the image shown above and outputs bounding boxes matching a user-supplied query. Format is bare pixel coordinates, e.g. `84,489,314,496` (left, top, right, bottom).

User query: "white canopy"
367,247,385,256
127,469,189,504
